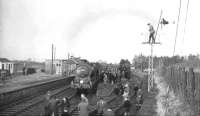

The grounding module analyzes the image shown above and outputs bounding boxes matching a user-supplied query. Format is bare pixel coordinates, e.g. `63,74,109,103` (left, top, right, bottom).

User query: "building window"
2,64,4,70
9,64,10,70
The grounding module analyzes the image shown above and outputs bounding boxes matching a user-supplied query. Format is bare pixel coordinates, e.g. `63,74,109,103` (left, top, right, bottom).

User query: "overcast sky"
0,0,199,63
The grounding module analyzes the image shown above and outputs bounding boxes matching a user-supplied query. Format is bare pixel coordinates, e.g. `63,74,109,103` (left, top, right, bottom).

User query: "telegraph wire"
182,0,190,43
173,0,182,56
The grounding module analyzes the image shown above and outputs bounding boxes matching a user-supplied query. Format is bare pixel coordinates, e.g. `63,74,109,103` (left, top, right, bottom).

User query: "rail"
0,76,74,111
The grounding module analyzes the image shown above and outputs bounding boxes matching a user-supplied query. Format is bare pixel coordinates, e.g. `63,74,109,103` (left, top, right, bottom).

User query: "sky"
0,0,200,63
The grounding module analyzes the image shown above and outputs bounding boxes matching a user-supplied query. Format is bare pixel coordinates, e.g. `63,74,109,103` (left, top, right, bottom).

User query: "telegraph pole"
51,44,54,75
54,46,56,61
143,40,159,92
142,10,162,92
67,53,70,77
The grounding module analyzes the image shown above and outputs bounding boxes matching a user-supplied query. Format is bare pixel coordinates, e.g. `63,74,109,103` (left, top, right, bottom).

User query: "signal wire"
173,0,182,56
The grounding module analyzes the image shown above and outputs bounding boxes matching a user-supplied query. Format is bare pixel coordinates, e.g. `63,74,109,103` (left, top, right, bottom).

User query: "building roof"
69,58,81,64
45,57,83,65
0,58,11,62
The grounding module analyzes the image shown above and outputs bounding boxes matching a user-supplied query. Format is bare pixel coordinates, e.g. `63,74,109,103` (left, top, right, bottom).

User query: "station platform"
0,72,62,93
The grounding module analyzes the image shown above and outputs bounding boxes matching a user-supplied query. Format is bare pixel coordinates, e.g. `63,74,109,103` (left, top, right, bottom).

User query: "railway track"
1,89,135,116
0,85,76,116
65,76,142,116
69,91,123,116
0,76,74,111
1,80,139,116
19,90,97,116
18,86,77,116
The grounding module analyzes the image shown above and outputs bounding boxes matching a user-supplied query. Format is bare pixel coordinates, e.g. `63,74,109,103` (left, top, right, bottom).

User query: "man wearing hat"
122,83,131,115
147,23,155,43
78,94,89,116
96,97,106,116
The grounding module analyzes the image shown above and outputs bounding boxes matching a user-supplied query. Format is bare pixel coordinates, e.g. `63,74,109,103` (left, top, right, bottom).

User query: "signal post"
142,10,163,92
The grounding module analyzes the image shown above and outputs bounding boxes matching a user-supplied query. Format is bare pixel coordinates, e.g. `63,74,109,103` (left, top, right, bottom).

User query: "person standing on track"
60,97,71,116
122,84,131,116
44,91,51,116
48,96,58,116
136,89,143,111
78,94,89,116
96,97,106,116
103,108,114,116
133,84,139,97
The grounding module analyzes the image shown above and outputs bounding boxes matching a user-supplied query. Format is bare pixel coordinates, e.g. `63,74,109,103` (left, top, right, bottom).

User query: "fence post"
184,68,187,101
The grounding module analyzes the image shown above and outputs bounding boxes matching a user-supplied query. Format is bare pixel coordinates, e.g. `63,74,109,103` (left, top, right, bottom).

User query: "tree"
133,54,148,71
119,59,131,79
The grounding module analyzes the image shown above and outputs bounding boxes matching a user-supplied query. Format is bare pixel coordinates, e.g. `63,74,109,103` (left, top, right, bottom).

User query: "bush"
27,68,36,75
41,69,45,72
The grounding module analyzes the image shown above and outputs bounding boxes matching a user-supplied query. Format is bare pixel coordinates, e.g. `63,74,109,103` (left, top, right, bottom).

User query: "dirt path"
137,86,158,116
154,73,193,116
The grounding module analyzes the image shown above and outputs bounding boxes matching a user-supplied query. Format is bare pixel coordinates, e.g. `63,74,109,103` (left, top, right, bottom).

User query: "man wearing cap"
78,94,89,116
136,89,143,111
122,84,131,115
147,23,155,43
103,108,114,116
44,91,51,116
61,97,70,116
96,97,106,116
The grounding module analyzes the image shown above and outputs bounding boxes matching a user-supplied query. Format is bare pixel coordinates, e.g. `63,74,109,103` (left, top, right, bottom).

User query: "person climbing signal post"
147,23,156,44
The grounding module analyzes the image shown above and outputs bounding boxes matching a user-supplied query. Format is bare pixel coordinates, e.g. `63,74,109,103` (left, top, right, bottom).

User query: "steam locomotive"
70,61,101,95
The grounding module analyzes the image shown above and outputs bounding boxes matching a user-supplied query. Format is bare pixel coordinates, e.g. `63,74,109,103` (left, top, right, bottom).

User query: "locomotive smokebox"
71,63,93,96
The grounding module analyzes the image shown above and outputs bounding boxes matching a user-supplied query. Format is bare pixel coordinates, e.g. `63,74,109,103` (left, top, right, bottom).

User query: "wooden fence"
161,66,200,115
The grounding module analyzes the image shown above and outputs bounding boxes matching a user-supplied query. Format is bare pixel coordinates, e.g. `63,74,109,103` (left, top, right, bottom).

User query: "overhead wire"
180,0,190,56
155,10,163,43
182,0,190,43
173,0,182,56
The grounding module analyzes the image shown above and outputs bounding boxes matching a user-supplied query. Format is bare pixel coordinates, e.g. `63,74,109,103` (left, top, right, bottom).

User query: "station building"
45,57,82,76
0,58,14,74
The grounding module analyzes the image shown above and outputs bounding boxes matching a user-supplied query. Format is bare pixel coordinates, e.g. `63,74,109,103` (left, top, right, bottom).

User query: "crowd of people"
43,69,144,116
78,93,115,116
96,72,144,116
99,69,121,84
44,91,71,116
